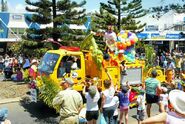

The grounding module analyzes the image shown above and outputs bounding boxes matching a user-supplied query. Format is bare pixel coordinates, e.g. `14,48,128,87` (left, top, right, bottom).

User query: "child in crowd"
118,81,131,124
136,89,146,124
160,87,169,112
113,96,119,124
11,68,23,82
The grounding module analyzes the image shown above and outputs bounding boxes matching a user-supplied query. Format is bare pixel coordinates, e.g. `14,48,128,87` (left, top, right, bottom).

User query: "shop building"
137,10,185,53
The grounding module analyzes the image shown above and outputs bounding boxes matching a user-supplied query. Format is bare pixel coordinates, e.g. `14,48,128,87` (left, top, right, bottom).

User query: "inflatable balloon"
126,41,131,47
130,39,135,45
110,30,138,63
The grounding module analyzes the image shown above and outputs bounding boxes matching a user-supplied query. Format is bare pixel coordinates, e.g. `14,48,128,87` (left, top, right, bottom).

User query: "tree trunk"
117,2,121,31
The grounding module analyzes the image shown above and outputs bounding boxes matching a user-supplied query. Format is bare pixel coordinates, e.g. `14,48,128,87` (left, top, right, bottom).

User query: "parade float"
30,31,145,109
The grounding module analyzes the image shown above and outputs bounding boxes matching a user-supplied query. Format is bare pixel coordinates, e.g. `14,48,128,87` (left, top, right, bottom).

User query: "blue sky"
7,0,183,13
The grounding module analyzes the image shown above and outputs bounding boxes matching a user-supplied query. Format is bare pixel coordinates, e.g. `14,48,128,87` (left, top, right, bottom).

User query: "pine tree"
1,0,8,12
94,0,146,32
55,0,87,45
25,0,53,41
25,0,87,48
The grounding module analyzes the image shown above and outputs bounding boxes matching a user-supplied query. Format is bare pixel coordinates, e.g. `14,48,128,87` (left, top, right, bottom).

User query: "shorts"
86,110,99,121
146,94,159,104
137,110,145,121
120,106,129,112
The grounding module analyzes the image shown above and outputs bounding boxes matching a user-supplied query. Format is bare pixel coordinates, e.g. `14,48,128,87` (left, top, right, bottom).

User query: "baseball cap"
0,108,8,121
61,78,74,85
88,86,97,98
151,70,157,77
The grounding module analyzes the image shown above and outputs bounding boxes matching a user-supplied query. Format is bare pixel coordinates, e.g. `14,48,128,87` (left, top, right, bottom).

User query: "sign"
151,33,165,39
12,15,22,20
153,41,163,45
137,33,149,39
166,34,180,39
30,89,37,102
145,25,159,31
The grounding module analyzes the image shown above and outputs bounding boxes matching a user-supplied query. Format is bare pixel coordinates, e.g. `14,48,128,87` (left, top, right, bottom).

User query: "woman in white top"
141,90,185,124
83,84,100,124
100,69,116,124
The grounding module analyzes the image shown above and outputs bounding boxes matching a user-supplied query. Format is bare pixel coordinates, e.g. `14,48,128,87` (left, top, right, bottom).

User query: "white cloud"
8,2,26,13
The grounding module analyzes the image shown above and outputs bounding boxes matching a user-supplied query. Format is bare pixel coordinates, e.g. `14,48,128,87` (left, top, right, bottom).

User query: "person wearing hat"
144,70,162,117
29,59,38,80
0,108,11,124
141,90,185,124
82,84,100,124
52,78,83,124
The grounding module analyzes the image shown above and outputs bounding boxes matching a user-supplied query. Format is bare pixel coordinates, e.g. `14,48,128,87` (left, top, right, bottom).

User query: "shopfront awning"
7,21,28,28
0,38,21,42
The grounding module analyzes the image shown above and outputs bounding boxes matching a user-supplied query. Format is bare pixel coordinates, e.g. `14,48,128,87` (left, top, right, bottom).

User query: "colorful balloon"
126,41,131,47
130,39,135,45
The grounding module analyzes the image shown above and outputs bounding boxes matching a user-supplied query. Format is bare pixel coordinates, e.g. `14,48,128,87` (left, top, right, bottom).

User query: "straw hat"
169,90,185,115
31,59,37,64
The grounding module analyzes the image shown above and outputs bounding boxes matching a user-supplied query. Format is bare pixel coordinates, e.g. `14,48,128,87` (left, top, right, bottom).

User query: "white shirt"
71,62,78,70
113,96,119,116
168,62,176,70
85,92,100,111
160,93,168,105
137,94,146,110
104,31,117,42
102,87,115,108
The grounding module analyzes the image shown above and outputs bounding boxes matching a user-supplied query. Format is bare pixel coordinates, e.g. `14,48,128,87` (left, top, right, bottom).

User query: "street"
0,100,160,124
0,74,161,124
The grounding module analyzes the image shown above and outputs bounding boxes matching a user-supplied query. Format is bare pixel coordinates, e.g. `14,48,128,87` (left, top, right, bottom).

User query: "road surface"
0,101,160,124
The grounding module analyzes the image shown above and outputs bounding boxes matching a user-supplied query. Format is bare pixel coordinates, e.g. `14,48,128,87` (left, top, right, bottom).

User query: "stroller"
3,66,13,80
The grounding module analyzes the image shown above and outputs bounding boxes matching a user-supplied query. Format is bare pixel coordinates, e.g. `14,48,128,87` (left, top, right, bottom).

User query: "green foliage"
39,76,60,111
8,40,53,58
25,0,87,48
92,0,146,32
80,34,103,70
143,44,156,73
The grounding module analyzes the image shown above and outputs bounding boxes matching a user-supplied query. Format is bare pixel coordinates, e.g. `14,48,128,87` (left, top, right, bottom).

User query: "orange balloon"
122,42,127,49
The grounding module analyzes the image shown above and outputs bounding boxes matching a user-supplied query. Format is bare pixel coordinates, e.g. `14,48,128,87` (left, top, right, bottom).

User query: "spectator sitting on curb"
0,108,11,124
11,67,23,82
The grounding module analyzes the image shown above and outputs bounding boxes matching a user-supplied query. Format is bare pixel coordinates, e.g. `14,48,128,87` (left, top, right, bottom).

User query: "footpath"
0,75,29,104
